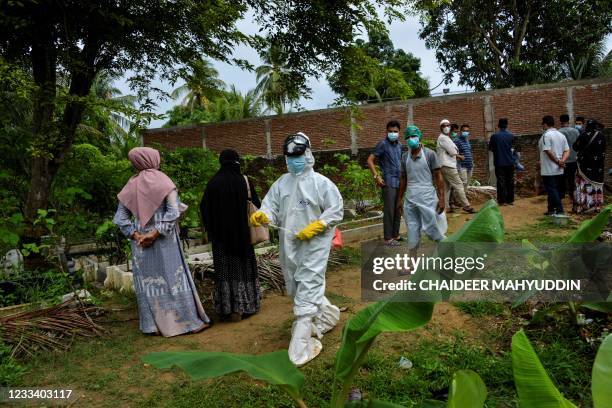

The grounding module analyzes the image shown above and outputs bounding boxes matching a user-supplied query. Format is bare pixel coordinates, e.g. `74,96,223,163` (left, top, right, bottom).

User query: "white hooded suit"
259,150,343,365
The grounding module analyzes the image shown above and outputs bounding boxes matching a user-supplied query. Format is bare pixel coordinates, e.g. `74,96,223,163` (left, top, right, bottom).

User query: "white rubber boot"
288,316,322,366
313,296,340,335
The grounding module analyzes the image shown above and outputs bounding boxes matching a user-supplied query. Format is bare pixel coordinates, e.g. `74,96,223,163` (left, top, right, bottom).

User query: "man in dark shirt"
489,118,515,205
558,114,580,210
368,120,403,245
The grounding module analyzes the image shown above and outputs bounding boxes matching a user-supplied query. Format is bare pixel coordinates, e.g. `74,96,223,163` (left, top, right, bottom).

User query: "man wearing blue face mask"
367,120,404,246
250,132,343,366
396,125,446,255
453,124,474,197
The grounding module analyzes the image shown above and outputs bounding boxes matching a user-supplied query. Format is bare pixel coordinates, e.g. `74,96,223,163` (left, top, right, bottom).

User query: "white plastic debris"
61,289,92,302
398,356,413,369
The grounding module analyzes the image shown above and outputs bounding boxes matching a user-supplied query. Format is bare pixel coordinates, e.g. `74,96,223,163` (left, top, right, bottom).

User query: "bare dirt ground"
118,195,559,357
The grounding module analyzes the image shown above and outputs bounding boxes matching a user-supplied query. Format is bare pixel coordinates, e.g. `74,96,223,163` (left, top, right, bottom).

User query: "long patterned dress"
113,189,210,336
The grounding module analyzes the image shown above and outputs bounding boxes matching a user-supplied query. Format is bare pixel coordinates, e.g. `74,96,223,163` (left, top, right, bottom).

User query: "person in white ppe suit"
396,125,447,256
250,132,343,366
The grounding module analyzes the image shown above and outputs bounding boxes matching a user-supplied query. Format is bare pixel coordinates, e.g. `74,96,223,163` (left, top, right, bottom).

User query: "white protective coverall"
259,150,343,365
402,148,447,249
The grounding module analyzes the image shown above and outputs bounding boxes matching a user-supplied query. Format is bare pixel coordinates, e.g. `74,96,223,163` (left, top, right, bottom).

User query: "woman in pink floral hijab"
114,147,210,336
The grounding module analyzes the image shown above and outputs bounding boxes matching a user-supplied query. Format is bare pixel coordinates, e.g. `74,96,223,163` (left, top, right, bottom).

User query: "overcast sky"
115,12,610,129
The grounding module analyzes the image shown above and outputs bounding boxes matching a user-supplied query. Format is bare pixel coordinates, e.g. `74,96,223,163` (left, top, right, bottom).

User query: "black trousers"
382,186,402,240
542,175,565,214
495,165,515,204
560,161,577,199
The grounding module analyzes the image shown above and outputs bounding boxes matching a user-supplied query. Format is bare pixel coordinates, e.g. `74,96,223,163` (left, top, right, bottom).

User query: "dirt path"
445,194,550,233
121,195,553,356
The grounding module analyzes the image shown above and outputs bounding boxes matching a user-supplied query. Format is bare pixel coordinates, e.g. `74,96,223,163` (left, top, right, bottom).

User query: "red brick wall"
573,83,612,126
145,125,202,149
491,88,568,136
358,103,408,147
412,95,486,142
143,78,612,188
270,109,351,155
204,120,267,156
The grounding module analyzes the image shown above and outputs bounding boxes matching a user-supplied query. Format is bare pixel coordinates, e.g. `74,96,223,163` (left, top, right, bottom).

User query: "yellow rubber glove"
249,210,270,227
296,220,326,241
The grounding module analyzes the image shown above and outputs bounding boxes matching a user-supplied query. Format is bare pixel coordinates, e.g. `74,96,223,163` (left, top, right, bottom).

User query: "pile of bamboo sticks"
191,248,350,294
0,299,105,358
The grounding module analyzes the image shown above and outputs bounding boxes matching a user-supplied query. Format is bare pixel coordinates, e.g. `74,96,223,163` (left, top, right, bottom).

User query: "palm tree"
171,59,225,111
225,85,263,119
89,71,137,133
205,85,264,122
79,71,140,157
255,45,299,115
565,41,612,80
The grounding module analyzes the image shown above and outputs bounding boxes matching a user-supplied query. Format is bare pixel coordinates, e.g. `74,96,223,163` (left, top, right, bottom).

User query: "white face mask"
442,126,450,135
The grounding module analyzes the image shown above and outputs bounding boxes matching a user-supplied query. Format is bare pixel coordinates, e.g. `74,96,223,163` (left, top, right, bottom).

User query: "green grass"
454,301,507,317
11,209,606,407
15,305,598,408
505,216,578,243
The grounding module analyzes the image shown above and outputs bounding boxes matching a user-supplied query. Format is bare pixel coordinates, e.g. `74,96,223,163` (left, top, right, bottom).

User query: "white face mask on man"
442,126,450,135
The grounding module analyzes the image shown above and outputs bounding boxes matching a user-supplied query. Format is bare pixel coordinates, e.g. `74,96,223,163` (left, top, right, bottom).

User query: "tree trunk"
22,15,97,271
21,17,58,269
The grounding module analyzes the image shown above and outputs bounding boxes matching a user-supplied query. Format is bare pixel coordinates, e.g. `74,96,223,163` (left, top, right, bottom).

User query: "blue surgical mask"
575,124,582,130
287,155,306,175
407,137,420,149
387,132,399,142
461,131,469,138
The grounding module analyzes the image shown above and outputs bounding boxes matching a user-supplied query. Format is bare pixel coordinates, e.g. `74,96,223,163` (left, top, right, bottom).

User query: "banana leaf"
334,201,505,403
592,334,612,408
511,330,576,407
566,205,611,243
334,301,434,383
443,199,505,243
447,370,487,408
142,350,304,401
582,302,612,313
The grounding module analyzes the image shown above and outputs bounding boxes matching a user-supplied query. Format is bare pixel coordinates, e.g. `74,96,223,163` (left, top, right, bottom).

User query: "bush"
319,153,380,212
160,147,219,228
51,143,132,240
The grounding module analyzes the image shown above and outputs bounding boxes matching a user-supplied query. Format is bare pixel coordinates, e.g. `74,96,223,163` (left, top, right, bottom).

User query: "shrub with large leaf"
512,330,577,407
512,330,612,407
512,205,612,315
143,350,306,406
592,334,612,407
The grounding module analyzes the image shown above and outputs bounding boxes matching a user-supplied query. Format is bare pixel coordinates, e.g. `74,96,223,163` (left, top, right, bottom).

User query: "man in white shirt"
436,119,475,213
539,115,570,215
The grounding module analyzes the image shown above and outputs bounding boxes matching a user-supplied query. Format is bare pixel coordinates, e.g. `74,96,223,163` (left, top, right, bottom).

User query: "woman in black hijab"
200,149,261,321
573,120,606,213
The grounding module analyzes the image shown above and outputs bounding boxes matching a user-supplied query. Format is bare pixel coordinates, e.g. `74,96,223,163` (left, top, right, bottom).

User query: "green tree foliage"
164,85,264,126
170,59,226,112
255,44,301,115
329,28,429,103
564,40,612,80
0,0,402,240
77,71,142,158
413,0,612,90
160,147,220,228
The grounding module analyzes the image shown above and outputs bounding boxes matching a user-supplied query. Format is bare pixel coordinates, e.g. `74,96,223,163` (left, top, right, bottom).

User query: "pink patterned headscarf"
117,147,176,226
